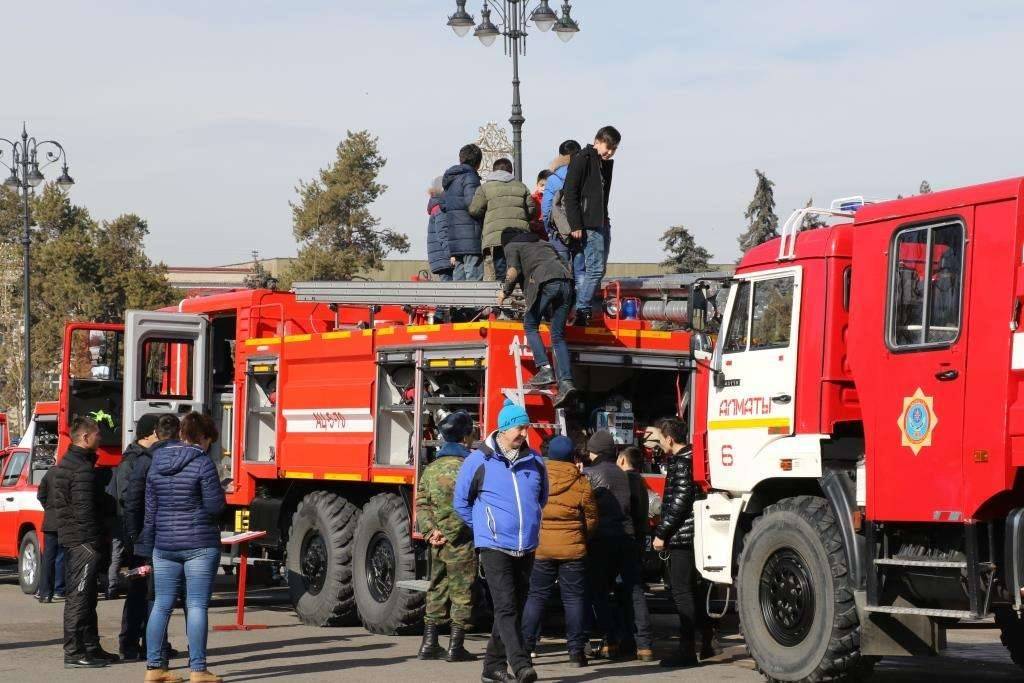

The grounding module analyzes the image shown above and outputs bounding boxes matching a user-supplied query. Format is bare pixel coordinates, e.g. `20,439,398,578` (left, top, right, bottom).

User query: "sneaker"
515,667,538,683
481,671,516,683
37,593,53,604
88,648,121,663
637,648,656,662
526,366,555,388
64,656,109,669
552,380,577,408
569,651,588,667
54,592,66,600
572,309,592,328
120,649,145,662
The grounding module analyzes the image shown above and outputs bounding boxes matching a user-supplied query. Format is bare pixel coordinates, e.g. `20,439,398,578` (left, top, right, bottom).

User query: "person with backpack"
469,158,535,282
426,176,453,281
562,126,621,327
541,140,584,281
443,144,485,281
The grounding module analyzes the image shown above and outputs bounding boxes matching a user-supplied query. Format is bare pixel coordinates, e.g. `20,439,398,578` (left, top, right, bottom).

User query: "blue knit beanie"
498,399,530,432
546,435,575,462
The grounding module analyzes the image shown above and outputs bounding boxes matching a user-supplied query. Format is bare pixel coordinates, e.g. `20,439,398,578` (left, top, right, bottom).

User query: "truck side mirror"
690,331,712,358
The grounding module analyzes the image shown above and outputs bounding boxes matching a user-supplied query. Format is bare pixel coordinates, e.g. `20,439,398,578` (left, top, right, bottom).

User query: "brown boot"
144,669,184,683
636,648,656,662
189,672,222,683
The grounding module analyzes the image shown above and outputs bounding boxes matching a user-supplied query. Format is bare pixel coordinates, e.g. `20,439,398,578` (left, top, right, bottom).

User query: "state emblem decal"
897,388,938,455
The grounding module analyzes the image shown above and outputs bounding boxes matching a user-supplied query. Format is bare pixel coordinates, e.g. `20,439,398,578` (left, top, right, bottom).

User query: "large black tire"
352,493,424,635
995,606,1024,671
286,491,361,626
737,496,865,682
18,531,40,595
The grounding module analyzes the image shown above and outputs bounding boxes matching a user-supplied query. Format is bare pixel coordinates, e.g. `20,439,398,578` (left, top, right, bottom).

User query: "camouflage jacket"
416,445,472,545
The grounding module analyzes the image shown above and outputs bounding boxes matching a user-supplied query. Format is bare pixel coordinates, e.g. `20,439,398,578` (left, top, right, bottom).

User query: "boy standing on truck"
443,144,485,281
468,157,535,282
415,411,477,663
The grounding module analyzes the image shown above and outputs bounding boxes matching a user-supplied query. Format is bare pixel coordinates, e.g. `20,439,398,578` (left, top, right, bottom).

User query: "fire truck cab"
691,178,1024,680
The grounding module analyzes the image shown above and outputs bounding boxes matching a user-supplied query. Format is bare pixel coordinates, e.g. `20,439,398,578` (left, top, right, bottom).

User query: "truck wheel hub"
365,532,395,603
22,543,37,585
302,533,328,595
759,548,815,646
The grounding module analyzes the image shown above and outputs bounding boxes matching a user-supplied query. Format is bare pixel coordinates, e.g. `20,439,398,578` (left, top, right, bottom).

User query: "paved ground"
0,574,1021,682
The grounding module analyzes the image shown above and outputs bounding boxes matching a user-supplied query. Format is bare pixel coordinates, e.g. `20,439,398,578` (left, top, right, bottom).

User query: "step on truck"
53,277,709,634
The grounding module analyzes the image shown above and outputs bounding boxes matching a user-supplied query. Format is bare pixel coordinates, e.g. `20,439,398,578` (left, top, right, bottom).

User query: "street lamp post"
447,0,580,181
0,124,74,429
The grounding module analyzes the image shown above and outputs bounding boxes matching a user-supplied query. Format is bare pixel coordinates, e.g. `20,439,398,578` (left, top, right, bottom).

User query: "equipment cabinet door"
707,267,801,491
122,311,209,448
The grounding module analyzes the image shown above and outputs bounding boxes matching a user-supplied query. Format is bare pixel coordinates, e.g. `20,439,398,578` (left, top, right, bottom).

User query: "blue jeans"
39,531,65,597
452,254,483,281
550,235,586,291
521,558,588,655
524,280,573,382
147,547,220,671
434,269,453,282
576,225,611,312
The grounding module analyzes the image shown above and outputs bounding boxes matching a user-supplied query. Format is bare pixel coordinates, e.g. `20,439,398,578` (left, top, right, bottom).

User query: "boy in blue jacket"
454,400,547,683
541,139,585,286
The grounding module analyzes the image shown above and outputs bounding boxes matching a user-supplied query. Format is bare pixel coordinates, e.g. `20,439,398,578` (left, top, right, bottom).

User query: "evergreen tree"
243,250,276,289
800,197,828,229
660,225,713,273
0,185,175,426
283,130,409,286
738,169,779,253
919,180,932,194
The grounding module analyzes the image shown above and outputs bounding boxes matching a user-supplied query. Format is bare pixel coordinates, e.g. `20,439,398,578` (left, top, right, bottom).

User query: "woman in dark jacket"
139,412,226,683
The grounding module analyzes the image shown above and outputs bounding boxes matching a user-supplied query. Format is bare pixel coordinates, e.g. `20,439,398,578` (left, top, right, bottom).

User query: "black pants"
666,546,706,655
39,531,65,598
480,550,533,674
64,543,101,659
119,553,149,654
621,540,653,650
587,536,637,646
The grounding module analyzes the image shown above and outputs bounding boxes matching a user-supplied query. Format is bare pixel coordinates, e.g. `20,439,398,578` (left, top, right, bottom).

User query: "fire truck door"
867,217,969,521
122,310,209,449
707,268,801,491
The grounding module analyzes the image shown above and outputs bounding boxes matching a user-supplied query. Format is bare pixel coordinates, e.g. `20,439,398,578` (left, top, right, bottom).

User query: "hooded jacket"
50,445,106,547
453,431,548,555
468,170,535,251
536,460,598,561
426,192,452,274
652,446,697,548
583,458,633,539
123,438,171,544
563,145,614,231
442,164,483,257
137,440,225,556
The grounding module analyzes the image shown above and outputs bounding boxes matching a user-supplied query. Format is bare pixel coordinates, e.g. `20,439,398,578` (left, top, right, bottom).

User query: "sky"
3,1,1024,267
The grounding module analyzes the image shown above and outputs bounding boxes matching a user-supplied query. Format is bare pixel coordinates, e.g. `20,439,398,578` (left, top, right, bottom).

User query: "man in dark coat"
109,413,161,660
650,417,707,668
562,125,621,326
496,228,576,405
617,446,654,661
442,143,484,281
582,429,638,660
36,466,66,602
51,416,117,668
123,413,181,662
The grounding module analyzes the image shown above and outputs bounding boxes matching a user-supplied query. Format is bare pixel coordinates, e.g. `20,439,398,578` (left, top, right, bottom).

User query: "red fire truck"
45,175,1024,680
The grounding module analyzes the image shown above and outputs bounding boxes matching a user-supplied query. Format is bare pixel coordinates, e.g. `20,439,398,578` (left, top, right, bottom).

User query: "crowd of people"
35,412,227,683
417,403,714,683
427,126,622,405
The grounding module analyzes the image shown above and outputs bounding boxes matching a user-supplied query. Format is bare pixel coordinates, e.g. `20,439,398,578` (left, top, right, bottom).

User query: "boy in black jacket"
562,125,621,327
52,416,117,669
650,417,710,669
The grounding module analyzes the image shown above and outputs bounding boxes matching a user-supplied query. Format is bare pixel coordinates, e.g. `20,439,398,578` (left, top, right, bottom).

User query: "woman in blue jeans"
138,412,226,683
